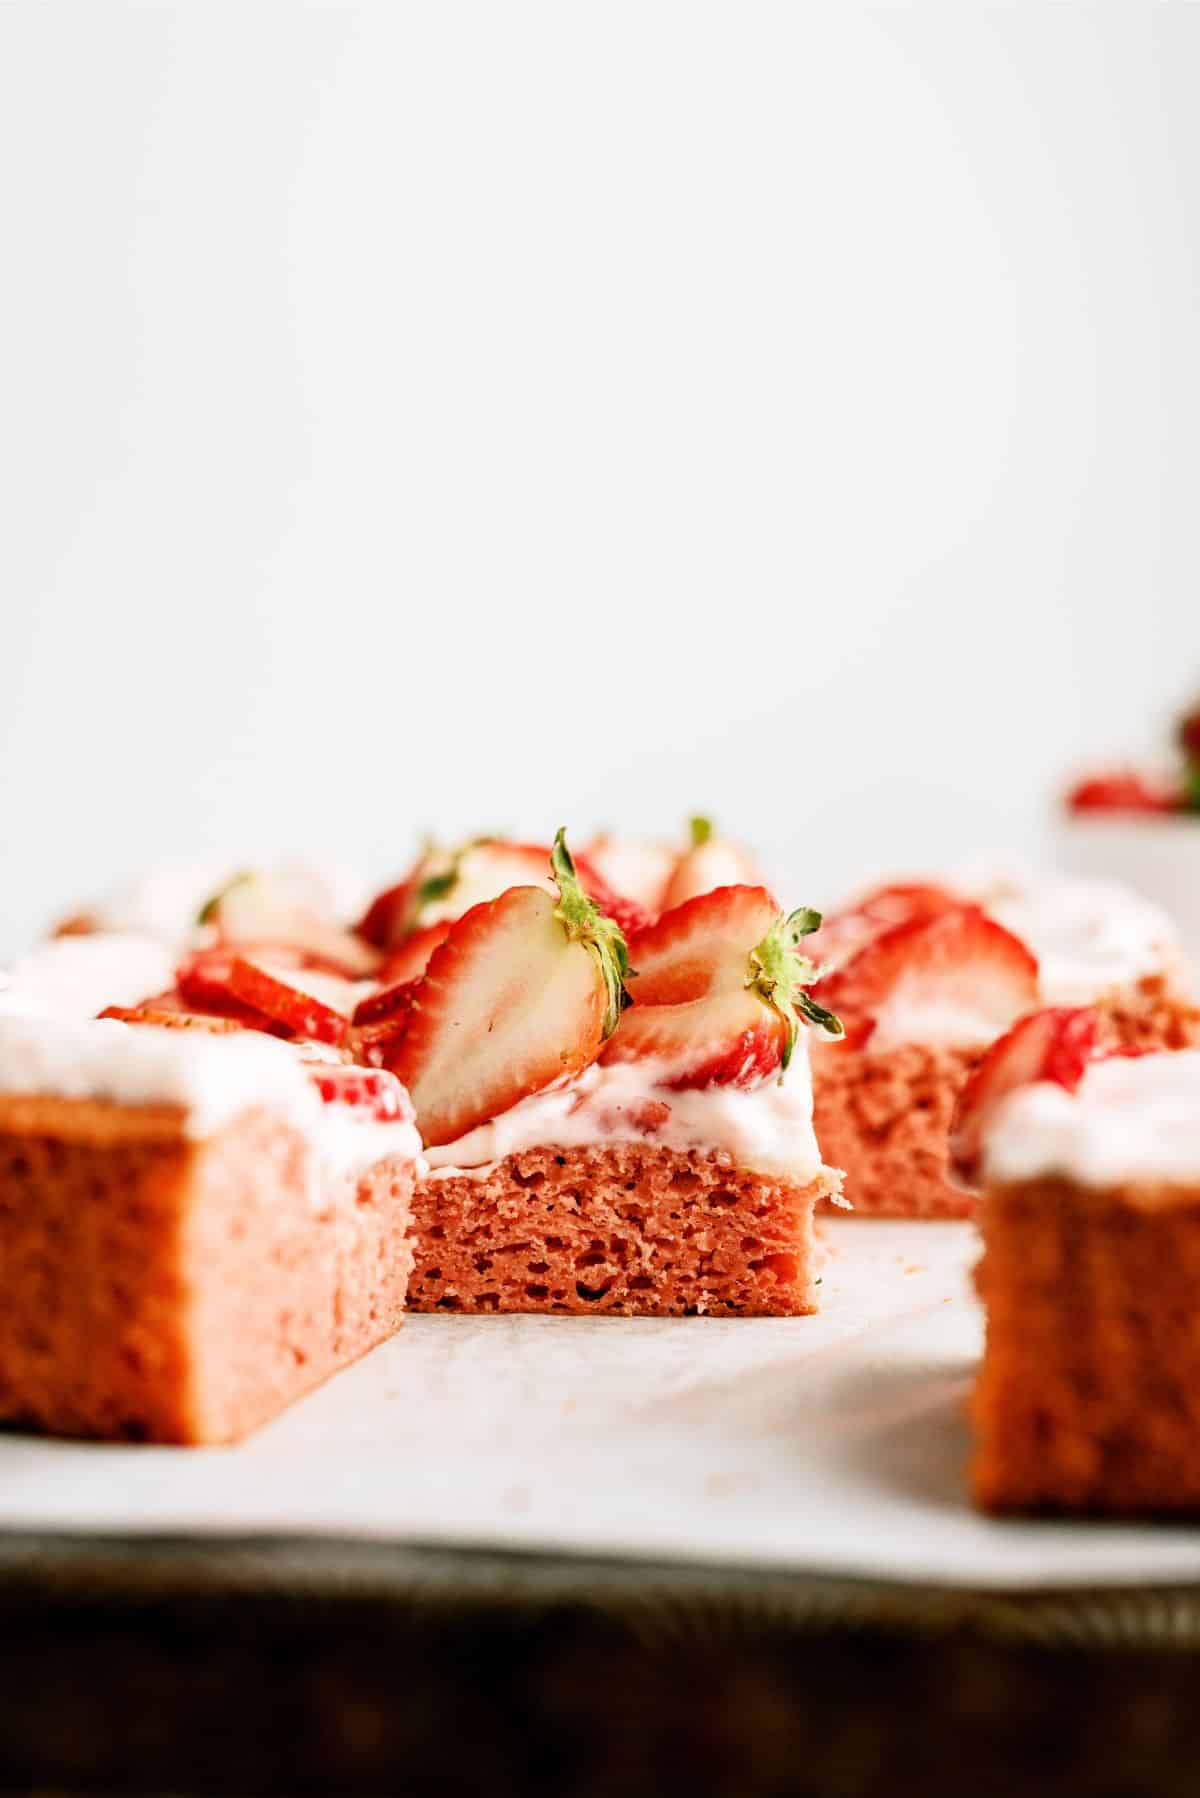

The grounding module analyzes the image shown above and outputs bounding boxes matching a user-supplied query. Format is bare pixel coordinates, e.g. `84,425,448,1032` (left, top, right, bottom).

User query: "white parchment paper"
3,1219,1199,1590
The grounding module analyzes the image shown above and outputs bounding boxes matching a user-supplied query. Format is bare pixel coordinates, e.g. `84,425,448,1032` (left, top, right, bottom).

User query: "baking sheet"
2,1218,1199,1591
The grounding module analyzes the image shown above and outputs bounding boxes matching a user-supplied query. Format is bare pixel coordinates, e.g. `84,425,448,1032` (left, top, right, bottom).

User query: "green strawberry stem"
1186,762,1200,814
551,828,631,1038
688,814,713,847
748,906,844,1070
196,870,253,926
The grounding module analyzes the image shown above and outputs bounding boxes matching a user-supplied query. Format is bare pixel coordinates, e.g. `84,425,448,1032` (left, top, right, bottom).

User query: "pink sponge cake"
804,872,1199,1219
360,835,844,1316
951,1010,1200,1514
0,938,421,1445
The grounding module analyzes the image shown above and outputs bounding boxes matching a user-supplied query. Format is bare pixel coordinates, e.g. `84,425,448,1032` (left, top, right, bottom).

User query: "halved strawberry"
658,816,763,912
225,959,349,1046
808,906,1039,1051
302,1062,414,1122
201,871,380,977
949,1007,1100,1188
97,1005,248,1034
378,921,454,988
358,837,646,952
625,886,782,1006
605,893,840,1088
804,881,961,970
387,830,630,1147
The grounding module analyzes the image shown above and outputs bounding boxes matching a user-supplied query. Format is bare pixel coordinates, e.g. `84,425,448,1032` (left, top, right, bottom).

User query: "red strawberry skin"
387,885,611,1148
1066,771,1179,814
949,1006,1099,1186
378,922,453,988
98,1005,248,1034
227,959,349,1046
602,987,789,1088
804,882,960,969
809,906,1039,1051
352,977,420,1028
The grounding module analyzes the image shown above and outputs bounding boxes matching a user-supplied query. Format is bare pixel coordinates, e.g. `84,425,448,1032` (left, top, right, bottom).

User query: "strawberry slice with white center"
658,817,764,912
948,1006,1100,1188
625,885,783,1006
808,906,1039,1052
604,887,841,1089
387,831,630,1147
358,838,647,951
303,1062,414,1122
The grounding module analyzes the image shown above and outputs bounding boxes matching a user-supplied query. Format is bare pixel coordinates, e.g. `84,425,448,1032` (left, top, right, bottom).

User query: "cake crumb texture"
810,1041,979,1218
409,1143,838,1316
973,1177,1200,1514
0,1104,415,1444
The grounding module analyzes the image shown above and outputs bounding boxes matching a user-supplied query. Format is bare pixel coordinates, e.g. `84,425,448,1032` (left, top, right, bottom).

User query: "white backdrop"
2,3,1198,953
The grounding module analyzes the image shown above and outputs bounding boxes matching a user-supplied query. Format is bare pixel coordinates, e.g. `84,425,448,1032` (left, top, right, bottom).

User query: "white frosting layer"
869,991,1018,1054
76,861,371,947
0,1017,421,1183
977,872,1184,1007
839,867,1189,1053
0,934,176,1022
982,1051,1200,1191
424,1047,823,1182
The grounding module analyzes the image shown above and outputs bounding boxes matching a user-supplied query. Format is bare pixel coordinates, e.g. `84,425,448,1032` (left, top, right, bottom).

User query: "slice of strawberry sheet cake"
0,830,843,1447
358,834,843,1316
802,869,1199,1219
951,1009,1200,1515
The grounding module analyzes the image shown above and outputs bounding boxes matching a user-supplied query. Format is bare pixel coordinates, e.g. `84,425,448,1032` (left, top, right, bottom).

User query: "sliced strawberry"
804,881,961,969
387,831,630,1147
808,906,1039,1051
352,977,421,1028
625,886,782,1006
349,1014,414,1068
949,1007,1100,1187
98,1005,249,1034
225,959,349,1046
175,947,297,1020
359,837,644,952
378,921,454,988
303,1062,415,1122
357,873,421,953
1065,771,1180,814
659,816,763,912
606,896,840,1086
202,872,379,977
601,986,793,1088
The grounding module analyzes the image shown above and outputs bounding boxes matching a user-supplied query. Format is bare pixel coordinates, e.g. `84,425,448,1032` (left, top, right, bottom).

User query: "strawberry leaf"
747,904,844,1071
550,828,631,1038
196,870,253,926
